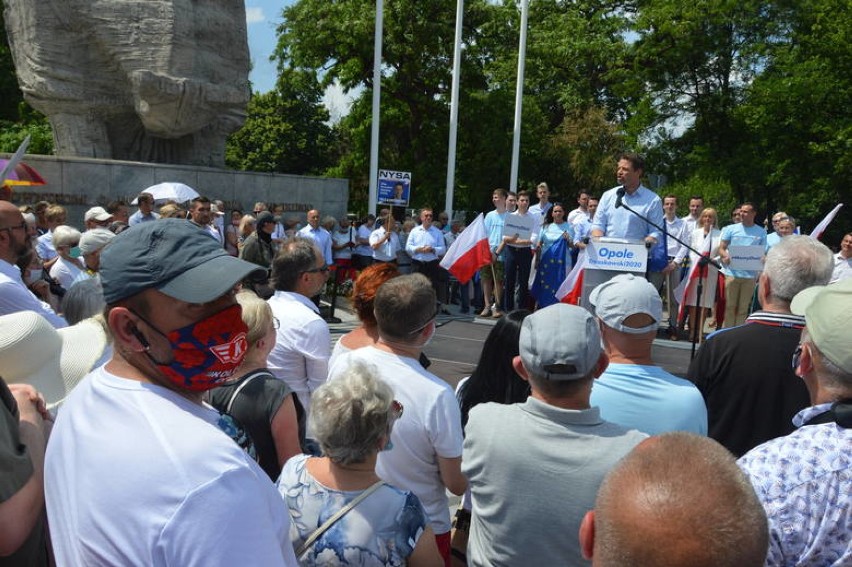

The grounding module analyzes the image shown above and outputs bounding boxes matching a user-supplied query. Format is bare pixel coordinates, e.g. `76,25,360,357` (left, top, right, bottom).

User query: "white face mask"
420,321,437,348
26,268,42,284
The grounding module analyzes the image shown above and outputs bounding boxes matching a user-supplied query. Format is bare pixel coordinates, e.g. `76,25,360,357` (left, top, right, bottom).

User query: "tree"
0,12,53,154
226,68,333,175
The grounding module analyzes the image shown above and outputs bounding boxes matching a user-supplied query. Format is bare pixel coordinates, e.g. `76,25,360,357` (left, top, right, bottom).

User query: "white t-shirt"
332,228,355,260
49,256,84,289
355,224,374,257
45,366,298,566
329,347,464,533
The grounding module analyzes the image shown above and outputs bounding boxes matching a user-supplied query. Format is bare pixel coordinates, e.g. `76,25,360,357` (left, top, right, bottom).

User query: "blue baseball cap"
100,219,266,304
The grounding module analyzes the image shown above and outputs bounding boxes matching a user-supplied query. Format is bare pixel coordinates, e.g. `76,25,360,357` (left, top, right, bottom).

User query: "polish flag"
556,251,588,305
674,233,725,327
440,213,492,284
809,203,843,240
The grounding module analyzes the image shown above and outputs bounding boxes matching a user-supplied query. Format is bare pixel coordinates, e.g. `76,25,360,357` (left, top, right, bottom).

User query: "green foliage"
1,12,53,154
0,114,54,154
226,69,333,175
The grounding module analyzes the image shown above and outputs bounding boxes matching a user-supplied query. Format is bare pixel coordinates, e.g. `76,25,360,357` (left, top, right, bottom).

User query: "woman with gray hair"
277,362,441,566
48,225,84,291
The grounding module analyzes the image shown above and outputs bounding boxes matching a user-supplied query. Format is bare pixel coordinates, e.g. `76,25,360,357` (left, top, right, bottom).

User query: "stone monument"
2,0,251,167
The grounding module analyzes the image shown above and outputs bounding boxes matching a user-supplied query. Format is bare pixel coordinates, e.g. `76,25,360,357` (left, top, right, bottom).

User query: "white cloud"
245,7,265,25
323,82,361,124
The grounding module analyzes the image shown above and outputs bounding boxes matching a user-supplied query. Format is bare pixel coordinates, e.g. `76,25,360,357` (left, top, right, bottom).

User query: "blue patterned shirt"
738,403,852,566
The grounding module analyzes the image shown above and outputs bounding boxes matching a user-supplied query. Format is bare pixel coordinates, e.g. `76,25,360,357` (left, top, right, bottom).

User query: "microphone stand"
613,189,723,348
616,195,722,271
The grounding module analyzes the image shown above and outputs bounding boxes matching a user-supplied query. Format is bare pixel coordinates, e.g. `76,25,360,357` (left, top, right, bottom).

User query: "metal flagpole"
445,0,465,220
509,0,530,193
368,0,384,217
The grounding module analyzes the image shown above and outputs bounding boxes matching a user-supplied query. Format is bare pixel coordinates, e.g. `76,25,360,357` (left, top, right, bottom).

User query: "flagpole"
445,0,465,220
509,0,530,193
368,0,384,217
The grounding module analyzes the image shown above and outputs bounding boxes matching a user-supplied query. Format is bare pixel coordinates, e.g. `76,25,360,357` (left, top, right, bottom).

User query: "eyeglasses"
302,264,329,274
391,400,404,421
272,316,280,330
792,344,803,371
0,221,27,234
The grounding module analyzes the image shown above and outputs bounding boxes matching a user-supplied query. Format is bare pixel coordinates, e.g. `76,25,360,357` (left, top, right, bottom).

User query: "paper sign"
586,241,648,273
728,245,764,271
378,170,411,206
502,213,535,242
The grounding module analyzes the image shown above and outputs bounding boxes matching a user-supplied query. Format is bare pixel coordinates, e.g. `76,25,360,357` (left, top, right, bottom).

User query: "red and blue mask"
133,304,249,392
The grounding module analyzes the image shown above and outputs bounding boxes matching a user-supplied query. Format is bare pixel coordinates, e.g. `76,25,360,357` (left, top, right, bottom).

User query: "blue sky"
246,1,357,121
246,1,294,93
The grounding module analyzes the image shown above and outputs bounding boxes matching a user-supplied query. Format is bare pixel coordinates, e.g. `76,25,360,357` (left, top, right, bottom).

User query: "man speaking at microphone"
590,153,664,247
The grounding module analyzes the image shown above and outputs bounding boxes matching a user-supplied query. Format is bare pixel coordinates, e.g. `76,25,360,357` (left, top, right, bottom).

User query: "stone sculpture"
2,0,251,166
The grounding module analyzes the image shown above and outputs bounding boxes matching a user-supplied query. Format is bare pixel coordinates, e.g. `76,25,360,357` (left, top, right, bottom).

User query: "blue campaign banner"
378,170,411,206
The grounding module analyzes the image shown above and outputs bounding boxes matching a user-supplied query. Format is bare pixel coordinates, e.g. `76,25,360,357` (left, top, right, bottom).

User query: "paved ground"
328,309,698,391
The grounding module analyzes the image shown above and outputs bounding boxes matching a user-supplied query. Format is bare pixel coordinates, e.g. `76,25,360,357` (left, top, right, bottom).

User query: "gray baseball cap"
589,273,662,334
519,303,603,381
100,219,266,304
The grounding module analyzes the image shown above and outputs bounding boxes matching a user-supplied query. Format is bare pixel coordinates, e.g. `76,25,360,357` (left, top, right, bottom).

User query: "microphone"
615,186,625,209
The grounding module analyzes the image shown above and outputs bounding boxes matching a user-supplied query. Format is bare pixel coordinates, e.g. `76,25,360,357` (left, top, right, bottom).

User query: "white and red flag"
674,233,725,327
556,251,588,305
809,203,843,240
440,213,492,284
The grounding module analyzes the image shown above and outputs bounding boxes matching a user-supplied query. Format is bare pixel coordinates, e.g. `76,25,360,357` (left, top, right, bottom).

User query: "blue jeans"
504,246,532,311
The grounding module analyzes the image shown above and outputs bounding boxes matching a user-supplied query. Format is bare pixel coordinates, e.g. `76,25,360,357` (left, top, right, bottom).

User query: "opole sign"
586,240,648,272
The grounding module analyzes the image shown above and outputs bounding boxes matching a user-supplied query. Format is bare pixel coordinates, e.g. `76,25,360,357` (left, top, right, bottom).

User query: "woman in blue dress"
277,362,442,566
532,203,574,307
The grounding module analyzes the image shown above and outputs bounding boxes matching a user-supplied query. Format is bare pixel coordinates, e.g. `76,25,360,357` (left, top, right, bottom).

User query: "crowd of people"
0,157,850,567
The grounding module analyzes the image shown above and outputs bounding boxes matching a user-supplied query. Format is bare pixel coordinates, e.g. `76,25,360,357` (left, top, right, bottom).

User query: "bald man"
580,432,768,567
298,209,333,266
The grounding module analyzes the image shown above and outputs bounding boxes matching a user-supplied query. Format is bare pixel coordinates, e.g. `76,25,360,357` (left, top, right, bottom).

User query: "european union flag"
531,238,568,308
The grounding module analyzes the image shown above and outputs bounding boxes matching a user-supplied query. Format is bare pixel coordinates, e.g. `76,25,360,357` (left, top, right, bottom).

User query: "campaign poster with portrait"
378,170,411,206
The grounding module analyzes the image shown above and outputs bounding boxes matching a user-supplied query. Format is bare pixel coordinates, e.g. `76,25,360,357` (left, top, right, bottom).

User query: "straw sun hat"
0,311,110,409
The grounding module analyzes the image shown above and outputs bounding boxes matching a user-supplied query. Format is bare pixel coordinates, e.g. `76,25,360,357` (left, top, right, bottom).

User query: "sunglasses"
792,344,803,371
303,264,330,274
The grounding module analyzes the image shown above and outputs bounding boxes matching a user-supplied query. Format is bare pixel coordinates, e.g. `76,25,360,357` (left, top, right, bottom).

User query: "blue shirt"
592,184,664,242
298,225,333,265
738,404,851,566
720,223,767,278
128,210,160,226
590,363,708,435
484,210,507,253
